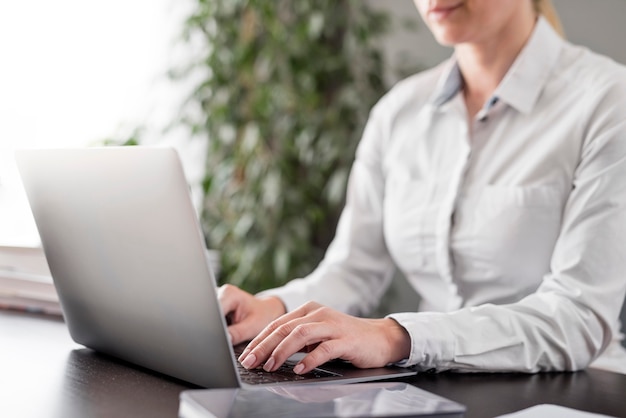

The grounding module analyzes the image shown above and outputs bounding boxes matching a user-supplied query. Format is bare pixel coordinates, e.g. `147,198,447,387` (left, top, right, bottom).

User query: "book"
0,245,61,316
0,245,51,276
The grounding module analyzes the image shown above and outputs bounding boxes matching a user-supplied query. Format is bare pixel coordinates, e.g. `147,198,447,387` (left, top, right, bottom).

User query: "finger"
293,340,344,374
240,305,306,357
238,302,321,369
242,311,339,372
261,322,336,372
247,301,322,348
217,284,240,316
228,321,258,346
238,317,300,369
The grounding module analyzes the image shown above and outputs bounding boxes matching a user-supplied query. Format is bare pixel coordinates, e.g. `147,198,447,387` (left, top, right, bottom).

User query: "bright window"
0,0,200,246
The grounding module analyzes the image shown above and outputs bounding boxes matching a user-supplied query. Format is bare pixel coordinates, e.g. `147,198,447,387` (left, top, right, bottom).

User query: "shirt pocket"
453,185,565,288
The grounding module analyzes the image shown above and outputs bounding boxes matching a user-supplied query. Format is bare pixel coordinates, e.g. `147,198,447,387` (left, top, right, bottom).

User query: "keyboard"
233,344,342,385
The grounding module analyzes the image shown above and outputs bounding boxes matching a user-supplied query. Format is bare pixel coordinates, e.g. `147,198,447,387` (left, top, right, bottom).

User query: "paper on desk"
496,404,616,418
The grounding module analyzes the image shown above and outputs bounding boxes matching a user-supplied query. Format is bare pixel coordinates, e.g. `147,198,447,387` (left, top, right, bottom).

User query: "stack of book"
0,245,61,316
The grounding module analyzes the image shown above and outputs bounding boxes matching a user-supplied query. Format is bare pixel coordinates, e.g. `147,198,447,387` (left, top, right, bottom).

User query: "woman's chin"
430,29,467,47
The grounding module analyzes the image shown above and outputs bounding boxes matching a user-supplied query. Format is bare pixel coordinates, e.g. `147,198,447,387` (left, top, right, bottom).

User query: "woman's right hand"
217,284,286,345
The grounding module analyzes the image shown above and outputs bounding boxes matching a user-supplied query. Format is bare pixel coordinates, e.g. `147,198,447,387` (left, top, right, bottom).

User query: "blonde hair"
533,0,565,37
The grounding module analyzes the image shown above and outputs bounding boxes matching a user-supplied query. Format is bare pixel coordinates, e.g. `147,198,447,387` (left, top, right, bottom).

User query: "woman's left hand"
237,301,411,374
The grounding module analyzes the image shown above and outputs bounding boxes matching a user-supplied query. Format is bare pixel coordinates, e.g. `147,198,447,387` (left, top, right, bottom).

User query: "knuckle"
265,318,282,334
264,319,295,341
303,342,337,370
302,301,320,311
317,306,330,315
317,341,334,357
218,284,234,296
275,323,295,339
313,305,333,320
293,324,310,339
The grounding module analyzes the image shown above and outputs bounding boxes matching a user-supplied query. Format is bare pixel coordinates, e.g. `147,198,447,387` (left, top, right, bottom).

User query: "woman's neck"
456,14,537,119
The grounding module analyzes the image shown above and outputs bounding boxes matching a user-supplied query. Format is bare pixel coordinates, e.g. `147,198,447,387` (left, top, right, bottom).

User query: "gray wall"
553,0,626,65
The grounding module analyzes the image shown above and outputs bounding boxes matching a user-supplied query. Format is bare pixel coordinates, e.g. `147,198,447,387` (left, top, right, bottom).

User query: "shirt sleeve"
258,105,396,316
389,77,626,373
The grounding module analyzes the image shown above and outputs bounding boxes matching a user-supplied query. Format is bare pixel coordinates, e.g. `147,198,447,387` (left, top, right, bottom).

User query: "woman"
219,0,626,375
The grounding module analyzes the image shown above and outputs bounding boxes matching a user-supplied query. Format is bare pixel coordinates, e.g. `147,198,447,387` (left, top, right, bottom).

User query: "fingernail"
241,353,256,369
293,363,304,374
263,357,275,372
238,348,250,362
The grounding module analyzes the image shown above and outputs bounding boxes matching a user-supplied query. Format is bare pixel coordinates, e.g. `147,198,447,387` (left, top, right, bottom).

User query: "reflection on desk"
58,349,193,418
2,310,625,418
1,311,191,418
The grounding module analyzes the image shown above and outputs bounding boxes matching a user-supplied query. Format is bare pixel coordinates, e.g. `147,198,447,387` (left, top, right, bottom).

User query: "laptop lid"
16,147,416,388
16,146,240,387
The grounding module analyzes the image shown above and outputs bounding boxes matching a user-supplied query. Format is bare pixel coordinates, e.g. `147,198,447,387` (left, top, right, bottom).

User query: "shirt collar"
429,16,565,115
430,59,463,107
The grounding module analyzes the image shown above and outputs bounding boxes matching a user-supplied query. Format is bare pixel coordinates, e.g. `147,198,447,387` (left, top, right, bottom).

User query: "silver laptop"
15,146,417,388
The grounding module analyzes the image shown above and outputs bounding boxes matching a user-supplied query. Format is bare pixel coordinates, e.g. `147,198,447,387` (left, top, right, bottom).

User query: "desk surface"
2,310,625,418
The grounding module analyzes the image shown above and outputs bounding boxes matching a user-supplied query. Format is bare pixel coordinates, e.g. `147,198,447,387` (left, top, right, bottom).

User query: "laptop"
15,146,417,388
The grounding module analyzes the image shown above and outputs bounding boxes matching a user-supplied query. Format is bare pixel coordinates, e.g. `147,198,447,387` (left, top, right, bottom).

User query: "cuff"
386,312,457,371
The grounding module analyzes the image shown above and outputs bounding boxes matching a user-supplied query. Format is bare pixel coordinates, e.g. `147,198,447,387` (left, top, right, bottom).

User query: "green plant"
174,1,390,293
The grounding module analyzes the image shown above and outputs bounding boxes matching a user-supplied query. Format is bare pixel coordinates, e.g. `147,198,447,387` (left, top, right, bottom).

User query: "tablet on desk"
179,382,466,418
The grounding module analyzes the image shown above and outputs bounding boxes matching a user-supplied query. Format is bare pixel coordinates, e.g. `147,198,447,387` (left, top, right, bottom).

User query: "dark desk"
2,310,625,418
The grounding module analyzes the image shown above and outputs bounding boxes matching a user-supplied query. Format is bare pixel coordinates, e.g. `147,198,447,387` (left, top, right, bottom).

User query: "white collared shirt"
261,17,626,373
